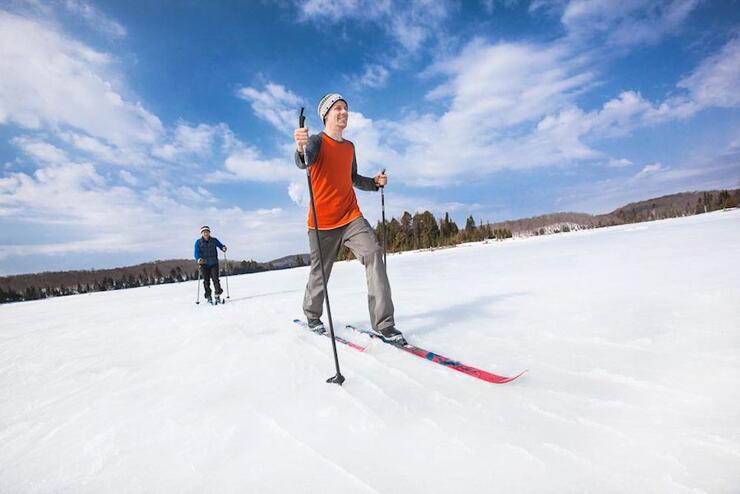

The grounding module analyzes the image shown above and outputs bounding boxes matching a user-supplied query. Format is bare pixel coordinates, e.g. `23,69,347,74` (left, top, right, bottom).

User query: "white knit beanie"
200,225,210,234
317,93,346,122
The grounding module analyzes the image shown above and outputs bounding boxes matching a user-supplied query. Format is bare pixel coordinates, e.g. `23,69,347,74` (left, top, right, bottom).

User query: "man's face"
202,230,211,239
326,100,348,129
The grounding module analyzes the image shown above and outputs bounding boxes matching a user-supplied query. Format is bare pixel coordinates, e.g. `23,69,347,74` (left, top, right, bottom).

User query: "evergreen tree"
439,212,459,244
465,215,476,233
399,212,413,250
412,211,440,248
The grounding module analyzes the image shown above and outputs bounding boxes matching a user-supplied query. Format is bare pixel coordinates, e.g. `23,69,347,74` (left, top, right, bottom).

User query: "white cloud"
62,0,126,38
293,0,451,53
556,0,701,47
208,145,296,183
0,11,163,150
11,136,68,164
534,90,698,149
119,169,138,186
679,36,740,109
152,123,231,162
57,131,142,166
425,39,596,130
176,185,215,203
593,91,698,134
608,158,633,168
635,162,668,178
288,181,307,207
349,64,390,89
237,83,303,134
344,110,401,174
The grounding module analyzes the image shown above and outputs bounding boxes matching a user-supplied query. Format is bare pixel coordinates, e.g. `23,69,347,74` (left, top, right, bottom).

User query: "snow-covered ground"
1,210,739,493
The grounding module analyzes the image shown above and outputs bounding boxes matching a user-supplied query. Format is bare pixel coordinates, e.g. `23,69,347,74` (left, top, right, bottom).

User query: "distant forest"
343,188,738,261
2,188,738,303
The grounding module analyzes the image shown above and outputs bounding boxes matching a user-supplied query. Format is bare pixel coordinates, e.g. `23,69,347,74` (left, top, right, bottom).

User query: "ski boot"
308,319,326,334
379,326,407,345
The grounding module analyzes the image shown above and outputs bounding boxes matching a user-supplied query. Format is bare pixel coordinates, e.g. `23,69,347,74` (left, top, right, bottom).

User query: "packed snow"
1,210,739,493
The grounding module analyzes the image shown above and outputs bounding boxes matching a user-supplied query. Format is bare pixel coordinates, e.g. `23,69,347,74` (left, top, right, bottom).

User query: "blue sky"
0,0,739,275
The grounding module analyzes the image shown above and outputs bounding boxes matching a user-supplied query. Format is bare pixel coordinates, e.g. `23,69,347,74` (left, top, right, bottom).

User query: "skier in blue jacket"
194,226,227,303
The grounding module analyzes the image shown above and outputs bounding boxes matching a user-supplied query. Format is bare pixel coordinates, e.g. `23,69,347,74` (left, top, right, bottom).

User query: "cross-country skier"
294,93,405,344
194,226,227,304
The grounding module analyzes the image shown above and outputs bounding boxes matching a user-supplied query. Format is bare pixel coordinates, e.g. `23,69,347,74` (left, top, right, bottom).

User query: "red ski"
347,324,526,384
293,319,366,352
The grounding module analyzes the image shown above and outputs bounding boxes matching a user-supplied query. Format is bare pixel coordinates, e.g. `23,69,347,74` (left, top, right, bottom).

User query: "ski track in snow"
1,210,739,493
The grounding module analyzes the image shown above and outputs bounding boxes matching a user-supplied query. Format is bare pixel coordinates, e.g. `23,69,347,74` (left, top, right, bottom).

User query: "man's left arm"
351,147,379,191
215,238,227,251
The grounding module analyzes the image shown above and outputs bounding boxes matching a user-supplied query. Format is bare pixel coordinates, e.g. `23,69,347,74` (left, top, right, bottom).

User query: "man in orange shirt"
294,93,405,344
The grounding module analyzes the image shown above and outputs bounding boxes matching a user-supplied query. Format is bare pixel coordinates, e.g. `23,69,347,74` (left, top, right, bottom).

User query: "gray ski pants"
303,217,395,331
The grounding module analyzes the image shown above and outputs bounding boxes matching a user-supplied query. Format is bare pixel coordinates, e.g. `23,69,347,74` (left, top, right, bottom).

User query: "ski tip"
501,369,528,383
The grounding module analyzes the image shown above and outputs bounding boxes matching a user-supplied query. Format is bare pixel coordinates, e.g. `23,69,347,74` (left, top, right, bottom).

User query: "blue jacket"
194,237,225,267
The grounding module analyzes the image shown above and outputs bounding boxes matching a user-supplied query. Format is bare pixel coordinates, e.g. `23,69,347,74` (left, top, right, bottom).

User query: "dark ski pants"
201,264,223,299
303,217,395,331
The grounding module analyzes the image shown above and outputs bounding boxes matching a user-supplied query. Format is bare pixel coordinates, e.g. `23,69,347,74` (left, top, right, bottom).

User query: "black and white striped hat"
200,225,210,234
317,93,347,122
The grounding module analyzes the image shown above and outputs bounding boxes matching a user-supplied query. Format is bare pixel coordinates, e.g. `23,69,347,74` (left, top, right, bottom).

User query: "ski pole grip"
298,107,309,166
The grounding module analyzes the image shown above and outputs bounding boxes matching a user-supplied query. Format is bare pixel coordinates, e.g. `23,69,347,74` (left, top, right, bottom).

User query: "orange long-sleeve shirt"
296,133,378,230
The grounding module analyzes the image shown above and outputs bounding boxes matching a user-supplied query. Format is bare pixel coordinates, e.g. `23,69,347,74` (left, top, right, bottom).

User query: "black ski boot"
308,319,326,334
379,326,407,345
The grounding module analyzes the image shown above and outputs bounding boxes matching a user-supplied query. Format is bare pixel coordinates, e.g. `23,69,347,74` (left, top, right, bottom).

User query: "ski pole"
380,167,387,266
300,107,345,386
195,264,201,304
222,251,231,299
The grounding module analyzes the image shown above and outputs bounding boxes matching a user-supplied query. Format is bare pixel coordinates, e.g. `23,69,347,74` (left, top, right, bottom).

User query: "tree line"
337,211,512,260
1,258,275,304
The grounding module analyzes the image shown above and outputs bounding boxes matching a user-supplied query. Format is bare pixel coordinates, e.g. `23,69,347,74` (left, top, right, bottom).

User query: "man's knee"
357,243,382,265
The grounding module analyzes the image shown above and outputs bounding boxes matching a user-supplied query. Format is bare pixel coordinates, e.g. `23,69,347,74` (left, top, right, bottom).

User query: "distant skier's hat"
318,93,347,122
200,225,210,234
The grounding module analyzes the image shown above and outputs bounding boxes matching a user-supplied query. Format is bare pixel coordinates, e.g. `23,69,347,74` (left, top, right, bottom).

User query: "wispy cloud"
237,83,303,135
0,11,163,152
292,0,452,53
153,123,232,162
635,162,668,179
207,144,296,183
348,63,390,89
678,35,740,108
539,0,702,47
11,136,69,164
62,0,127,38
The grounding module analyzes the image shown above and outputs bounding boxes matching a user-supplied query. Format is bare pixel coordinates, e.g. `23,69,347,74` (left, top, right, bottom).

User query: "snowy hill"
1,210,739,493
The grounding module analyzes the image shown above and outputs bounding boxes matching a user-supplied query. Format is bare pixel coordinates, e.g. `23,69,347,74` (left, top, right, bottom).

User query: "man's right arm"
193,240,200,261
295,134,322,169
